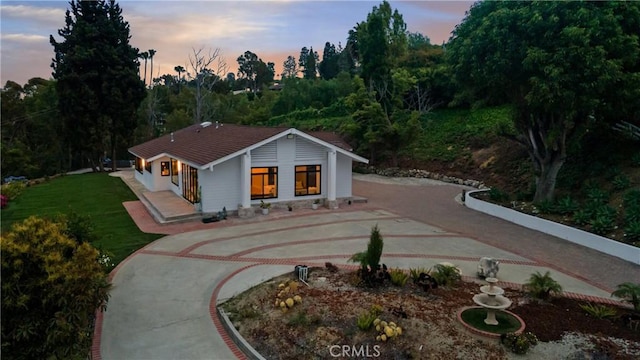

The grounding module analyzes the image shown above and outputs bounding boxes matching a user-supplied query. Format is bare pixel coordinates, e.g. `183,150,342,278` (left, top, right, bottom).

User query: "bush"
579,303,617,319
409,267,430,283
535,200,555,215
554,195,578,215
0,181,26,201
501,332,538,354
431,264,461,287
488,187,509,202
389,268,410,287
624,205,640,224
572,209,591,226
590,213,616,236
611,282,640,311
56,211,99,244
524,271,562,300
349,225,384,271
586,187,609,206
356,304,383,331
632,152,640,167
624,220,640,242
1,216,111,359
612,174,631,191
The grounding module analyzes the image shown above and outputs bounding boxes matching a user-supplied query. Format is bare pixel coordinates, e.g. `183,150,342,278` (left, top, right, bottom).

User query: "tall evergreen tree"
318,42,340,80
51,0,145,171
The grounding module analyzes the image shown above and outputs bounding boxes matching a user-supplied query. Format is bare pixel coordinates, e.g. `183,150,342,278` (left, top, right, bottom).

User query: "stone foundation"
237,205,256,219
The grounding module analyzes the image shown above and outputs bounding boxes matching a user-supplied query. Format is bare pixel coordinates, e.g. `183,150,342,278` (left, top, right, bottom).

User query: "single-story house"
128,122,368,216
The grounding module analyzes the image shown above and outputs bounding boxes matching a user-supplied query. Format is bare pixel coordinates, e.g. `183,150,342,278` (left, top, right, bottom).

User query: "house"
128,122,368,217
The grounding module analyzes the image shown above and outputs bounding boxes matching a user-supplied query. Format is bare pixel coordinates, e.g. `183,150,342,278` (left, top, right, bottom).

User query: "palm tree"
140,51,149,87
174,65,185,91
524,271,563,301
148,49,156,87
611,282,640,311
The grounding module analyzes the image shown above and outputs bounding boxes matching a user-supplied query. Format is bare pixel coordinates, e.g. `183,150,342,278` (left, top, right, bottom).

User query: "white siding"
336,154,353,198
295,137,325,160
149,157,172,191
252,142,277,162
200,157,241,212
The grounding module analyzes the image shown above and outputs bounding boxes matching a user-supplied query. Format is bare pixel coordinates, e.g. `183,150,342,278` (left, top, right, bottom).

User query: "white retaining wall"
465,189,640,265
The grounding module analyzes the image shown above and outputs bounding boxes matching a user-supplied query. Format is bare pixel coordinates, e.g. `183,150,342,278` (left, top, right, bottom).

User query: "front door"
181,163,199,203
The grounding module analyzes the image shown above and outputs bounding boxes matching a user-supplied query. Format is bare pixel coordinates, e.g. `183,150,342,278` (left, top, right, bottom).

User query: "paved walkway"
94,174,640,360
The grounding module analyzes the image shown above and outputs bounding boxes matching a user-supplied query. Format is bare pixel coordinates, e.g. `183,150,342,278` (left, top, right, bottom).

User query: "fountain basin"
457,306,526,338
472,293,512,309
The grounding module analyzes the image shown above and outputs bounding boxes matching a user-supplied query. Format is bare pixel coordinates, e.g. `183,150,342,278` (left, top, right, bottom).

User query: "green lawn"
1,173,162,264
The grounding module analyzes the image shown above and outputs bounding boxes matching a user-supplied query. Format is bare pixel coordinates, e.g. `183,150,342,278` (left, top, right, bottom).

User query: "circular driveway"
94,175,640,360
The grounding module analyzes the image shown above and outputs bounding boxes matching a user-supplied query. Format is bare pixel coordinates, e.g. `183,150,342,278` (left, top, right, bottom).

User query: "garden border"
464,189,640,265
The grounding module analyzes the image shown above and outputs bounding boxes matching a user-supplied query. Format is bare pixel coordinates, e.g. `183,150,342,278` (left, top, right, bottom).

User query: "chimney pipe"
170,132,174,142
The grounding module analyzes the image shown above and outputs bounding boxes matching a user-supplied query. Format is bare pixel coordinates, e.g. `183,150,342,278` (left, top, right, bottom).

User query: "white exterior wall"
149,157,172,191
200,157,242,212
249,136,327,205
336,154,353,198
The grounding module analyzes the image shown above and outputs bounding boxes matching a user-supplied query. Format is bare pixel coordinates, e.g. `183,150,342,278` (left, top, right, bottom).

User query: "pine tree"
50,0,145,171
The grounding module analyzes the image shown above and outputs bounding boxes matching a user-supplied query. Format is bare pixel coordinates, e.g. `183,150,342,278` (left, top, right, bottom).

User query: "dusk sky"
1,0,474,86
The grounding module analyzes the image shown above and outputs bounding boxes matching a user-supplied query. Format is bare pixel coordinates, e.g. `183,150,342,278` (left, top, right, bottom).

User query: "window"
145,160,152,173
181,163,198,203
171,158,178,185
251,167,278,199
161,161,170,176
135,157,143,174
295,165,321,196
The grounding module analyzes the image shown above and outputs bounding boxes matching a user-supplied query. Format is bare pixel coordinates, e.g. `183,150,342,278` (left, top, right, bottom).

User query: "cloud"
1,33,48,43
0,4,65,20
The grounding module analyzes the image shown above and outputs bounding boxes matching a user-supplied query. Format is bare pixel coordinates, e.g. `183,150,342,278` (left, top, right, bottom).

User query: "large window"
295,165,321,196
251,167,278,199
135,157,143,174
170,158,178,185
144,160,152,173
181,163,198,203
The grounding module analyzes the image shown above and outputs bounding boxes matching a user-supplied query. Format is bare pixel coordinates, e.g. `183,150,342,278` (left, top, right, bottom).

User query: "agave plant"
611,282,640,311
524,271,563,300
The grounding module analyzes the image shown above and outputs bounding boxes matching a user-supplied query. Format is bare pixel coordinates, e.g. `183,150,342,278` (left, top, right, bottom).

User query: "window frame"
170,158,179,186
144,160,152,173
294,165,321,197
251,167,278,200
160,161,170,176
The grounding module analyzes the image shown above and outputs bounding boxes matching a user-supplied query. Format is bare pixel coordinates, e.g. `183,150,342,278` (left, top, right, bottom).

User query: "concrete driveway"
93,175,640,360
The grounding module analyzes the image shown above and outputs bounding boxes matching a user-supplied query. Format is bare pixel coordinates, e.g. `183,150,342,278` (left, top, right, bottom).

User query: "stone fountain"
472,277,512,325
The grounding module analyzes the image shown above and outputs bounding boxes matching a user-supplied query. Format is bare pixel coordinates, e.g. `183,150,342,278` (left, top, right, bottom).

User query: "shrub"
501,332,538,354
572,209,591,226
623,189,640,208
1,216,111,359
489,187,509,202
612,174,631,191
590,213,616,236
586,187,609,206
409,267,430,282
632,152,640,167
356,304,383,331
0,194,7,209
624,220,640,242
554,195,578,215
624,205,640,224
431,264,461,287
389,268,410,287
349,224,384,271
524,271,562,300
535,200,555,215
0,181,26,200
56,211,99,244
579,303,617,319
611,282,640,311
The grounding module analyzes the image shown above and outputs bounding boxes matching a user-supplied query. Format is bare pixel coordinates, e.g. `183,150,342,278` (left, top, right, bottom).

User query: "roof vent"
170,132,174,142
201,121,212,128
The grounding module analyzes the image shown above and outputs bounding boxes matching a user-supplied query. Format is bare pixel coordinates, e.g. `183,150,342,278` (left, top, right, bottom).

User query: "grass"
414,106,515,162
460,308,522,334
0,172,161,264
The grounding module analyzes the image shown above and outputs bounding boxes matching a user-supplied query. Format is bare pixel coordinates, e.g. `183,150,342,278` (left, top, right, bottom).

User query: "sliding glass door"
181,163,198,203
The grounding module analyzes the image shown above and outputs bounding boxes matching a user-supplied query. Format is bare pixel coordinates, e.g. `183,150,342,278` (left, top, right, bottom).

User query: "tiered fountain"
472,277,512,325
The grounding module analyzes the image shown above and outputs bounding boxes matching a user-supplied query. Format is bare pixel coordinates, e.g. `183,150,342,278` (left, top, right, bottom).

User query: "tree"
318,42,340,80
237,51,274,92
304,47,318,79
186,46,227,123
447,1,640,201
611,282,640,311
524,271,562,301
140,51,149,87
1,216,111,359
282,55,298,79
148,48,156,87
174,65,185,92
51,0,145,172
